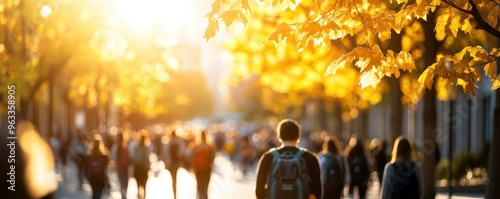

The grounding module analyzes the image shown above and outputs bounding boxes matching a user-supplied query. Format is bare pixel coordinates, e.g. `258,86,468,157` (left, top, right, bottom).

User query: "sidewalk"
54,156,485,199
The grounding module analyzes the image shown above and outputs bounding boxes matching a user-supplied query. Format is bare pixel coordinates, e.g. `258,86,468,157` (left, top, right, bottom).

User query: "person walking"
131,130,151,199
381,137,423,199
255,119,322,199
162,130,186,199
372,139,390,193
111,131,131,199
319,135,350,199
239,135,256,177
71,130,89,190
345,137,371,199
84,134,110,199
188,131,216,199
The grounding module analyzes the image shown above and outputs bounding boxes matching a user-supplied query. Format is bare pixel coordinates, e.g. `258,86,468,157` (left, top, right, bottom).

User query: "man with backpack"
255,119,322,199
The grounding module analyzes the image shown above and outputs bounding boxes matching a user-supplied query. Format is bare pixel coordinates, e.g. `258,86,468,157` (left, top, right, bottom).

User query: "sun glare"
113,0,192,33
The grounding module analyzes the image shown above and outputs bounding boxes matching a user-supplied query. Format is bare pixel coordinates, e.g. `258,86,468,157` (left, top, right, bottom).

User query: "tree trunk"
485,40,500,199
422,89,437,199
387,29,404,145
389,77,403,143
421,11,439,199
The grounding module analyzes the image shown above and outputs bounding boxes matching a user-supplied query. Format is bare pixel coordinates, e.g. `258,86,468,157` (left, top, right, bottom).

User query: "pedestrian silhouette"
84,134,110,199
161,129,186,199
345,137,371,199
381,137,423,199
111,131,131,199
255,119,322,199
319,135,351,199
188,130,216,199
131,130,151,199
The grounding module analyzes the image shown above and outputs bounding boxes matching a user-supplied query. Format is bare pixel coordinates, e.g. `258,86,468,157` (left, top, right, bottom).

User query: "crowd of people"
254,119,423,199
45,118,423,199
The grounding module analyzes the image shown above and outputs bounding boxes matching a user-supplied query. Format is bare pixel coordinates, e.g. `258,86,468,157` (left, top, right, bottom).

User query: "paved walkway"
54,155,484,199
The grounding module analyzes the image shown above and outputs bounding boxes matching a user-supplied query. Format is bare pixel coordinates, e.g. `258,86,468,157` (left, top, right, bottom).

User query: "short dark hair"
277,119,300,141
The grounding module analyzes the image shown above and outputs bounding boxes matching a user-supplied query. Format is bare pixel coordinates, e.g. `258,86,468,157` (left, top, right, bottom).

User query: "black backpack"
320,153,345,196
391,162,419,199
266,149,310,199
85,155,107,184
349,155,369,185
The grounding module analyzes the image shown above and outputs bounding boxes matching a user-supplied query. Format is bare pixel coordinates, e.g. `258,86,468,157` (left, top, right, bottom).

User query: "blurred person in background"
58,135,72,180
372,138,390,193
131,130,152,199
84,134,110,199
345,137,371,199
111,131,131,199
2,121,58,199
319,135,350,199
381,137,423,199
188,131,216,199
239,135,256,177
70,129,89,190
161,129,186,199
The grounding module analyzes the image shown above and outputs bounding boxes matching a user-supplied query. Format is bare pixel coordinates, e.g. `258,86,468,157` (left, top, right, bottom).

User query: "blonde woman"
85,134,110,199
381,137,423,199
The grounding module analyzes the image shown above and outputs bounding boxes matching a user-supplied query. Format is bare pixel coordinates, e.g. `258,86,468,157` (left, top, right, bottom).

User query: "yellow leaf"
418,67,435,89
435,12,449,41
378,30,391,41
241,0,251,12
325,59,347,75
461,18,473,34
492,79,500,90
454,47,469,61
203,20,218,41
396,51,416,71
360,70,380,89
221,10,241,28
449,15,461,37
211,0,221,12
485,62,497,79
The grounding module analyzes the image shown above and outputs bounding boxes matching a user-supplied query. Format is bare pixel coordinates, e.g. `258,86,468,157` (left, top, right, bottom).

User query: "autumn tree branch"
468,0,500,39
441,0,473,14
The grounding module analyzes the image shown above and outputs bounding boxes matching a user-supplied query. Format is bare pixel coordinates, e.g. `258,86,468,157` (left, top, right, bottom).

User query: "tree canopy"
205,0,500,96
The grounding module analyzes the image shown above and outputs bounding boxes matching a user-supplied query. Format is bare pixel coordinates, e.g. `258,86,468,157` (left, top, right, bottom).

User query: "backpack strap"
294,149,306,199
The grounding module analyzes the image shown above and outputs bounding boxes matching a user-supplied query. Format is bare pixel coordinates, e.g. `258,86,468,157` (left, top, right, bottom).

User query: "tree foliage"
224,8,384,119
1,0,214,122
205,0,500,96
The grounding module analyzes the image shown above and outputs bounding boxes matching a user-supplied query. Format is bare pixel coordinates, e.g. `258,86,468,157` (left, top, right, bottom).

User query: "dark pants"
77,164,85,189
90,183,105,199
324,185,343,199
168,167,179,199
134,165,149,199
195,170,211,199
117,167,129,199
